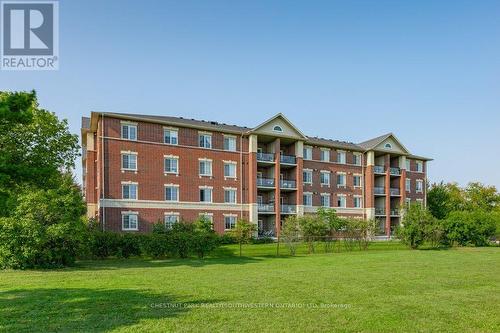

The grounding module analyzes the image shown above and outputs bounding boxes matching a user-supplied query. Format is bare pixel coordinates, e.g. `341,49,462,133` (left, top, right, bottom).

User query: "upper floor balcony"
258,203,275,213
390,208,400,216
257,177,275,188
390,167,401,176
375,207,386,215
374,187,385,195
280,179,296,190
374,165,385,174
280,154,296,165
280,204,296,214
257,152,274,163
390,188,400,196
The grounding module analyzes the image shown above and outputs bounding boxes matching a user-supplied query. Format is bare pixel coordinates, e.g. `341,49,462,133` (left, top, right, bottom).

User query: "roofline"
246,113,308,139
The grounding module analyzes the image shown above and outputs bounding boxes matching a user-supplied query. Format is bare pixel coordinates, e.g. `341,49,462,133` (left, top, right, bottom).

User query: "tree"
281,216,301,256
228,219,256,256
442,210,497,247
463,183,500,211
0,91,79,215
298,215,328,254
396,203,436,249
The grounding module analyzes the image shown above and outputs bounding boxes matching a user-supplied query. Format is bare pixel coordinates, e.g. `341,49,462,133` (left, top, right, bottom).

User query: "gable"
374,137,407,154
249,114,307,139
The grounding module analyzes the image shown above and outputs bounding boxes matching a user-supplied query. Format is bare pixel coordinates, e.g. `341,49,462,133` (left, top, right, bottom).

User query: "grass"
0,242,499,332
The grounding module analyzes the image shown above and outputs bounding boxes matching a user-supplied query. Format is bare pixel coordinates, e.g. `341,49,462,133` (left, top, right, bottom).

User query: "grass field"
1,243,499,332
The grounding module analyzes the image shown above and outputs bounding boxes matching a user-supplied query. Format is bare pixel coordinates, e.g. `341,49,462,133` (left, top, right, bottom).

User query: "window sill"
164,172,179,176
121,169,138,174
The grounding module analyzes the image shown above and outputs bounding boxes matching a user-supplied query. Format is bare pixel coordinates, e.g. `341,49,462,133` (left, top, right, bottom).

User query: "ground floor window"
224,215,237,230
122,213,138,231
164,214,179,229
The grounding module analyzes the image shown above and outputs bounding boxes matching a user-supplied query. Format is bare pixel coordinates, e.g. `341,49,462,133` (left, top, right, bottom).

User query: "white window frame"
223,135,237,152
224,187,237,204
337,172,347,188
405,159,411,171
199,186,213,203
303,169,313,185
121,181,138,200
353,153,362,166
199,213,214,227
121,121,137,141
353,174,362,188
416,179,424,193
337,194,347,208
121,211,138,231
224,214,237,230
303,146,313,160
416,198,424,207
416,160,424,173
164,212,180,229
320,148,330,162
405,198,412,206
320,193,331,207
121,151,138,171
406,178,411,192
320,171,330,187
199,158,213,177
337,150,346,164
223,161,237,179
303,192,313,207
164,184,179,202
163,127,178,145
353,195,362,208
199,132,212,149
164,155,179,175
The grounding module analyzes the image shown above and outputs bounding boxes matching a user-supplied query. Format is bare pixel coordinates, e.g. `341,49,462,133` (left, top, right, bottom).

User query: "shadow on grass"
0,288,221,332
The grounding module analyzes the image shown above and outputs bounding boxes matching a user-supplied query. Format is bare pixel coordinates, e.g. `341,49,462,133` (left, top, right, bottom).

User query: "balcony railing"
258,203,275,212
257,178,275,187
390,209,400,216
390,188,400,196
280,154,296,164
374,187,385,195
390,167,401,176
280,179,296,189
374,165,385,174
375,208,386,215
281,204,296,214
257,152,274,162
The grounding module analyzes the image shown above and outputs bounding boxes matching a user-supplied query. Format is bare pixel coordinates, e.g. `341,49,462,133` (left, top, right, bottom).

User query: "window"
303,169,312,185
406,179,411,192
416,161,423,172
224,136,237,151
165,185,179,202
164,128,178,145
303,146,312,160
224,188,237,203
353,196,362,208
320,171,330,186
416,180,423,193
353,153,362,166
224,162,237,178
320,149,330,162
337,172,346,187
199,133,212,148
121,123,137,140
224,215,237,230
122,183,138,200
121,153,137,170
273,125,283,132
416,198,424,207
122,213,138,231
337,151,346,164
200,187,213,202
164,156,178,174
405,198,411,206
384,143,392,149
337,195,347,208
199,159,212,176
164,214,179,229
320,194,330,207
199,213,213,225
303,193,313,206
406,159,411,171
353,175,362,187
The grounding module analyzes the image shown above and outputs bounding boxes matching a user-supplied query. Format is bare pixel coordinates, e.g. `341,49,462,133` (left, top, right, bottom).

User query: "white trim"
164,211,180,215
199,185,214,189
223,213,238,217
120,120,138,126
101,199,247,211
198,131,213,136
121,181,138,184
163,126,179,130
223,186,237,190
120,150,138,155
121,212,139,231
164,154,179,158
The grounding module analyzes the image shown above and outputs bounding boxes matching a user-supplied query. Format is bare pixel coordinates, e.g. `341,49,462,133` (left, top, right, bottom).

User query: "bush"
396,203,437,249
142,233,172,258
442,210,497,246
219,233,237,244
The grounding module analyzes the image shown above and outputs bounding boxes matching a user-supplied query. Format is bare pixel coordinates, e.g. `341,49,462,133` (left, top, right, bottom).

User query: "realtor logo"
1,1,59,70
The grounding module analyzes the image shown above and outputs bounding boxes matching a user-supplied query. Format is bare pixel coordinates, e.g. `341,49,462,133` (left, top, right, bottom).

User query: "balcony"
280,154,296,165
258,203,275,213
374,165,385,174
390,167,401,176
280,179,296,189
390,188,400,196
257,178,275,188
390,209,400,216
281,204,296,214
257,152,274,162
375,208,385,215
374,187,385,195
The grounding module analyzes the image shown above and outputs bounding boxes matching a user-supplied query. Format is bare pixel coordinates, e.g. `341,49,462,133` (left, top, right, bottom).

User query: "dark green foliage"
219,233,237,244
396,204,438,249
442,210,497,247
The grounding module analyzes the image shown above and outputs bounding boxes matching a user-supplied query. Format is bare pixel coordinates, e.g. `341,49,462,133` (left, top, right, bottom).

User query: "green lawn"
1,243,499,332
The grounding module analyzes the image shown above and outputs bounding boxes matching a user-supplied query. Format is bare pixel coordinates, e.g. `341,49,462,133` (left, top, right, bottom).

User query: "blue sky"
2,0,499,187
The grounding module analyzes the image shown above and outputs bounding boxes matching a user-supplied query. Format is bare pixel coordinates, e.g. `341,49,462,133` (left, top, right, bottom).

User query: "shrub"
298,215,328,254
442,210,497,246
396,203,437,249
228,219,256,256
281,216,301,256
142,233,172,259
219,233,237,244
251,237,274,244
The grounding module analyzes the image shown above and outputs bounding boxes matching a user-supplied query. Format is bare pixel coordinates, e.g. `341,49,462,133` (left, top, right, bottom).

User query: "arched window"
384,143,392,149
273,125,283,132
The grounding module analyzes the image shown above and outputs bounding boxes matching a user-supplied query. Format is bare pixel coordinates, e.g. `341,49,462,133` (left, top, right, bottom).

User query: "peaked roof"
247,113,308,139
358,132,410,154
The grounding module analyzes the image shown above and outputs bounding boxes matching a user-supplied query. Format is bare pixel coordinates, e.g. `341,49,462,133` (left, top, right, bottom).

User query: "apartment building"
81,112,431,237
